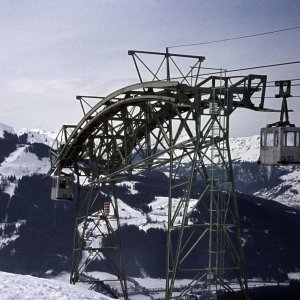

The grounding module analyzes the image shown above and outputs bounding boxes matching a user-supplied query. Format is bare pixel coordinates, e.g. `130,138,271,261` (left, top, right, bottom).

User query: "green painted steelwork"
48,50,271,300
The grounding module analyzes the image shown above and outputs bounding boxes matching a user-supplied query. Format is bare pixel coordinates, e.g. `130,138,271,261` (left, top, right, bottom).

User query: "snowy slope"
230,135,300,207
254,167,300,207
0,145,50,179
0,271,112,300
230,135,260,162
0,220,26,249
95,196,199,233
0,123,53,196
0,123,15,138
140,196,198,231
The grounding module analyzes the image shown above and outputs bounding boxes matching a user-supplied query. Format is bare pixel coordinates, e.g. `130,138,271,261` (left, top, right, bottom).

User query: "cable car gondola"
51,175,73,200
258,80,300,166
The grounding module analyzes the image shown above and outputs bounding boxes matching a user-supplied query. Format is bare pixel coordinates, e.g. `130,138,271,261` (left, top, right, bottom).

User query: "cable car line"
266,83,300,88
226,60,300,73
267,78,300,83
167,25,300,49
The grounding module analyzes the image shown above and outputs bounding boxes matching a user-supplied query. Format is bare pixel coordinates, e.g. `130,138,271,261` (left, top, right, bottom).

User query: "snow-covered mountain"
229,135,300,208
16,127,58,146
0,122,299,207
0,122,57,145
0,123,56,196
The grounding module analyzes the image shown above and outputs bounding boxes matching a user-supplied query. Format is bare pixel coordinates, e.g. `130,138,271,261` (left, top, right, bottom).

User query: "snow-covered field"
0,271,112,300
95,196,199,232
230,135,260,162
0,145,50,196
0,270,291,300
0,145,50,179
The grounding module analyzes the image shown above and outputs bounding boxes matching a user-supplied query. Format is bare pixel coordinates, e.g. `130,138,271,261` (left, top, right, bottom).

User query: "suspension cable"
168,25,300,49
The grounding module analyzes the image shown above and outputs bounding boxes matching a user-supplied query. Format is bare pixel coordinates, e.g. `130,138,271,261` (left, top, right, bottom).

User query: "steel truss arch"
50,80,183,174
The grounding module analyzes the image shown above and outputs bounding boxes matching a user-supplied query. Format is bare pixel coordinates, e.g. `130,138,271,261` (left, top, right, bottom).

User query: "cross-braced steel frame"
49,49,268,299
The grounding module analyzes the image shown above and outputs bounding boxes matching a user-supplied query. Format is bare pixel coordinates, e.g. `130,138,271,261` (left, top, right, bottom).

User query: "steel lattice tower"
49,49,268,299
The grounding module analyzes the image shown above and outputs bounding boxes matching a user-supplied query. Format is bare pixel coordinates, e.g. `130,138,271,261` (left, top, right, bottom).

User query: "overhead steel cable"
267,78,300,83
198,60,300,77
252,95,300,98
266,84,300,88
226,60,300,73
168,25,300,49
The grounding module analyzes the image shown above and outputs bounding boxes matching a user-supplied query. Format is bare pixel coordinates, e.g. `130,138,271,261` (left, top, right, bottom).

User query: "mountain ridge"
0,122,299,208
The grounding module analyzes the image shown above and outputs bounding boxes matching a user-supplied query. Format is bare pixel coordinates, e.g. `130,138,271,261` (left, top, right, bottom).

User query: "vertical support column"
207,82,219,300
165,116,173,300
166,48,170,81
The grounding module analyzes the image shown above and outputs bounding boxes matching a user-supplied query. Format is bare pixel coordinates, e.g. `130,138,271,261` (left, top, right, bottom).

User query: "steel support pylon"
49,50,268,300
165,74,248,300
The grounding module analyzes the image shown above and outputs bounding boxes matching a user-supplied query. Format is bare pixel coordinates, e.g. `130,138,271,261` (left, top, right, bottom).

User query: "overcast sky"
1,0,300,137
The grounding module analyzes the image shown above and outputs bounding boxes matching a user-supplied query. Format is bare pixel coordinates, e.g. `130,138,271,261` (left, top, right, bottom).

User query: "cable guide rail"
49,74,267,176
